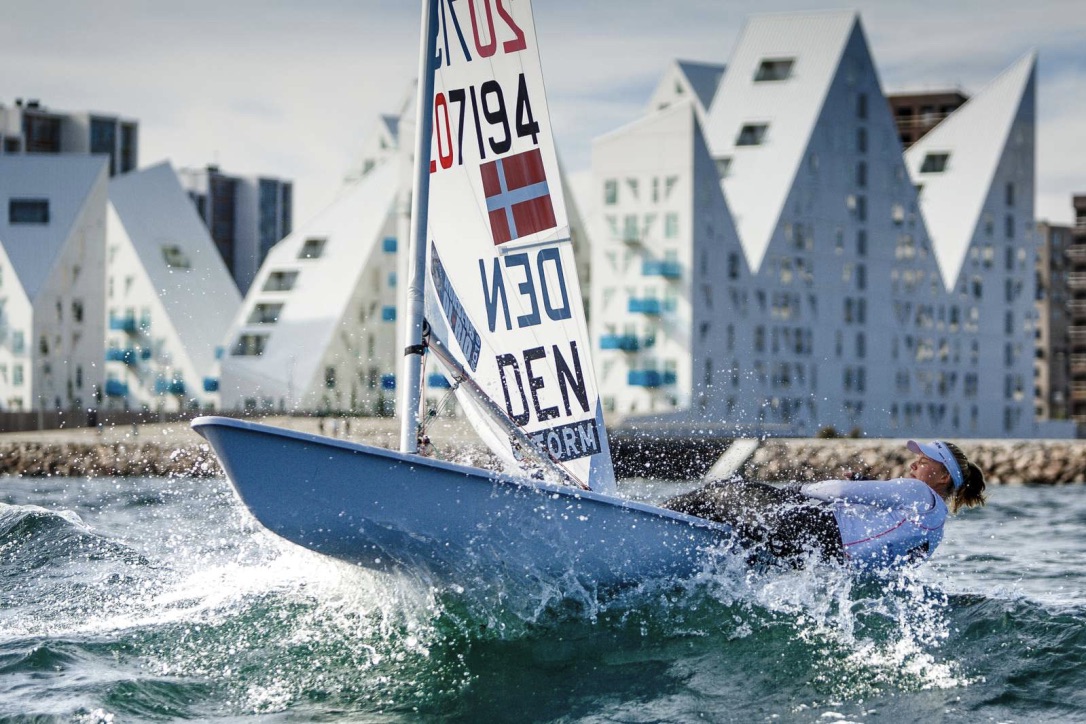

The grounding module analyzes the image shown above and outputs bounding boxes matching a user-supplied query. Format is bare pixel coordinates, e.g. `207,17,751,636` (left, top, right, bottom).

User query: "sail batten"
419,0,614,492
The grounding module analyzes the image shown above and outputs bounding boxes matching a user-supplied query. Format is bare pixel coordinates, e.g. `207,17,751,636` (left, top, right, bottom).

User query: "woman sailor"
663,440,987,568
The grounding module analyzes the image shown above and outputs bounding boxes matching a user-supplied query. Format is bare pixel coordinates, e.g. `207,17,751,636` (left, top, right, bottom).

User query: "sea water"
2,474,1085,722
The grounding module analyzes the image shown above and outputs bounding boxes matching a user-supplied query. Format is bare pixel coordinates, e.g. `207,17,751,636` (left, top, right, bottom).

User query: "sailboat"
192,0,731,587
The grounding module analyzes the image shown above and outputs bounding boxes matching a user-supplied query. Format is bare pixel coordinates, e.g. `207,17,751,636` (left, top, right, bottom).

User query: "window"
162,245,191,269
325,366,336,389
13,364,23,386
920,153,950,173
664,213,679,239
8,199,49,224
604,179,618,205
1005,214,1015,239
1006,182,1015,207
856,127,867,154
736,124,768,146
12,331,24,354
857,93,868,119
298,237,326,259
232,333,269,356
263,270,299,291
72,300,84,323
716,157,732,179
856,161,867,188
247,303,284,324
754,58,795,82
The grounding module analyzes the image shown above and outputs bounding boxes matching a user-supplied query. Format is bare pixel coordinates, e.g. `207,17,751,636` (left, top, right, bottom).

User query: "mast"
398,0,439,454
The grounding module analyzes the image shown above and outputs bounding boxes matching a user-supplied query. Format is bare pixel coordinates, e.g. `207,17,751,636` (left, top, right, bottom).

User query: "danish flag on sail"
480,148,557,245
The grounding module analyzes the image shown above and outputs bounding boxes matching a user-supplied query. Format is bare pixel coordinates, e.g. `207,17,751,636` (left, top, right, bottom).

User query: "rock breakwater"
1,436,1084,484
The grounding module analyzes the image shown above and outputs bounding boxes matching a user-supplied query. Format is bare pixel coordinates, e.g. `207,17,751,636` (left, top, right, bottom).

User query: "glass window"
247,303,284,325
263,270,298,291
232,333,269,356
920,153,950,173
604,179,618,205
736,124,768,146
754,58,795,82
298,238,326,259
161,245,191,269
716,157,732,179
664,213,680,239
8,199,49,224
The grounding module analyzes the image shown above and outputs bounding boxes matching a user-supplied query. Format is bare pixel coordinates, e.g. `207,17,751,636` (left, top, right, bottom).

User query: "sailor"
663,440,987,569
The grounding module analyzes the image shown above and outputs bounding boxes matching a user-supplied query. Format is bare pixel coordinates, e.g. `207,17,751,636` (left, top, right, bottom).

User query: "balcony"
381,374,396,390
105,348,137,366
1068,274,1086,290
109,315,137,333
427,373,451,389
105,379,128,397
628,298,661,315
381,305,397,322
154,378,186,396
382,236,398,253
628,370,676,388
642,260,682,279
203,377,220,393
599,334,640,352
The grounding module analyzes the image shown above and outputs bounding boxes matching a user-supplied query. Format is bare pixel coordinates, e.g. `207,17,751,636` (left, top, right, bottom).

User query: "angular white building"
104,162,241,411
217,160,407,413
0,155,109,411
591,11,1062,438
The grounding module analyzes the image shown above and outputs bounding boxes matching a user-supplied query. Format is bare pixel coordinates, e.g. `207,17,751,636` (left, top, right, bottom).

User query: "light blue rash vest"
800,478,947,567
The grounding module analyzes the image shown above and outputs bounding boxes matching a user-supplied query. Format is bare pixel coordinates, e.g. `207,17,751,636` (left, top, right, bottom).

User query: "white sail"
420,0,614,493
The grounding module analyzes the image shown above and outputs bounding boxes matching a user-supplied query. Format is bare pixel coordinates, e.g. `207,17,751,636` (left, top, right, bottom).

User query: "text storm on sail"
495,341,598,463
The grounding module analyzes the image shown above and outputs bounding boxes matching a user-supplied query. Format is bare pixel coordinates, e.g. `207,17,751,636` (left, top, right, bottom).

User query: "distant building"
179,165,293,295
886,90,969,149
216,160,405,414
1036,222,1071,422
590,11,1066,438
0,155,109,411
0,99,138,176
105,163,242,412
1067,195,1086,424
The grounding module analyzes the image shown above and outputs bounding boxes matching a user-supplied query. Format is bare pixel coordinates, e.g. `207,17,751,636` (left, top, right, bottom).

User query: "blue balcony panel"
382,237,398,253
154,378,186,396
600,334,639,352
381,374,396,390
628,370,662,388
642,260,682,278
427,373,452,389
105,348,137,365
105,380,128,397
381,305,397,322
628,298,661,315
203,377,220,393
109,315,137,333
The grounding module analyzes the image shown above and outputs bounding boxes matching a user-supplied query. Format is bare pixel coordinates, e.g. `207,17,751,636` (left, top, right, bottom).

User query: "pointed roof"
0,154,107,300
647,60,726,117
109,162,242,375
905,52,1037,289
704,11,858,272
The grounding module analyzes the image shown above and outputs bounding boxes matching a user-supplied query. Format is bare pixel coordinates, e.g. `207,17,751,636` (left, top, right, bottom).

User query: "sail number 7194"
432,73,540,173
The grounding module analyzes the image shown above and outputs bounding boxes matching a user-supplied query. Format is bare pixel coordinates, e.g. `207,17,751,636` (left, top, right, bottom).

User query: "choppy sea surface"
2,473,1085,723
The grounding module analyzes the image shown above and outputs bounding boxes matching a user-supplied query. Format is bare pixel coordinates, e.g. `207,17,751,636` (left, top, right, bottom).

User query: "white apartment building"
0,155,109,411
104,162,241,412
590,11,1066,438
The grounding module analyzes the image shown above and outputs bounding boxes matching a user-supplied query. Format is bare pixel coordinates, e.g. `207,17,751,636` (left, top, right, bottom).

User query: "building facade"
0,99,138,176
589,11,1067,438
0,155,109,411
179,165,293,295
1067,195,1086,424
104,163,241,412
1036,222,1071,421
886,90,969,149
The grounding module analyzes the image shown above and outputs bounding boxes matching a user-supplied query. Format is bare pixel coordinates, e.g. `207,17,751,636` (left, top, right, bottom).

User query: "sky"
2,0,1084,228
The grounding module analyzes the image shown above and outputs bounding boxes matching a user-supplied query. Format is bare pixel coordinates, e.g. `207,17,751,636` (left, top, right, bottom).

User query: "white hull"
192,416,731,587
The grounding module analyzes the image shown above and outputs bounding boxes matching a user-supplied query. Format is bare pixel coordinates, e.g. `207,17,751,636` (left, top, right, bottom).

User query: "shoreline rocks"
1,435,1084,484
